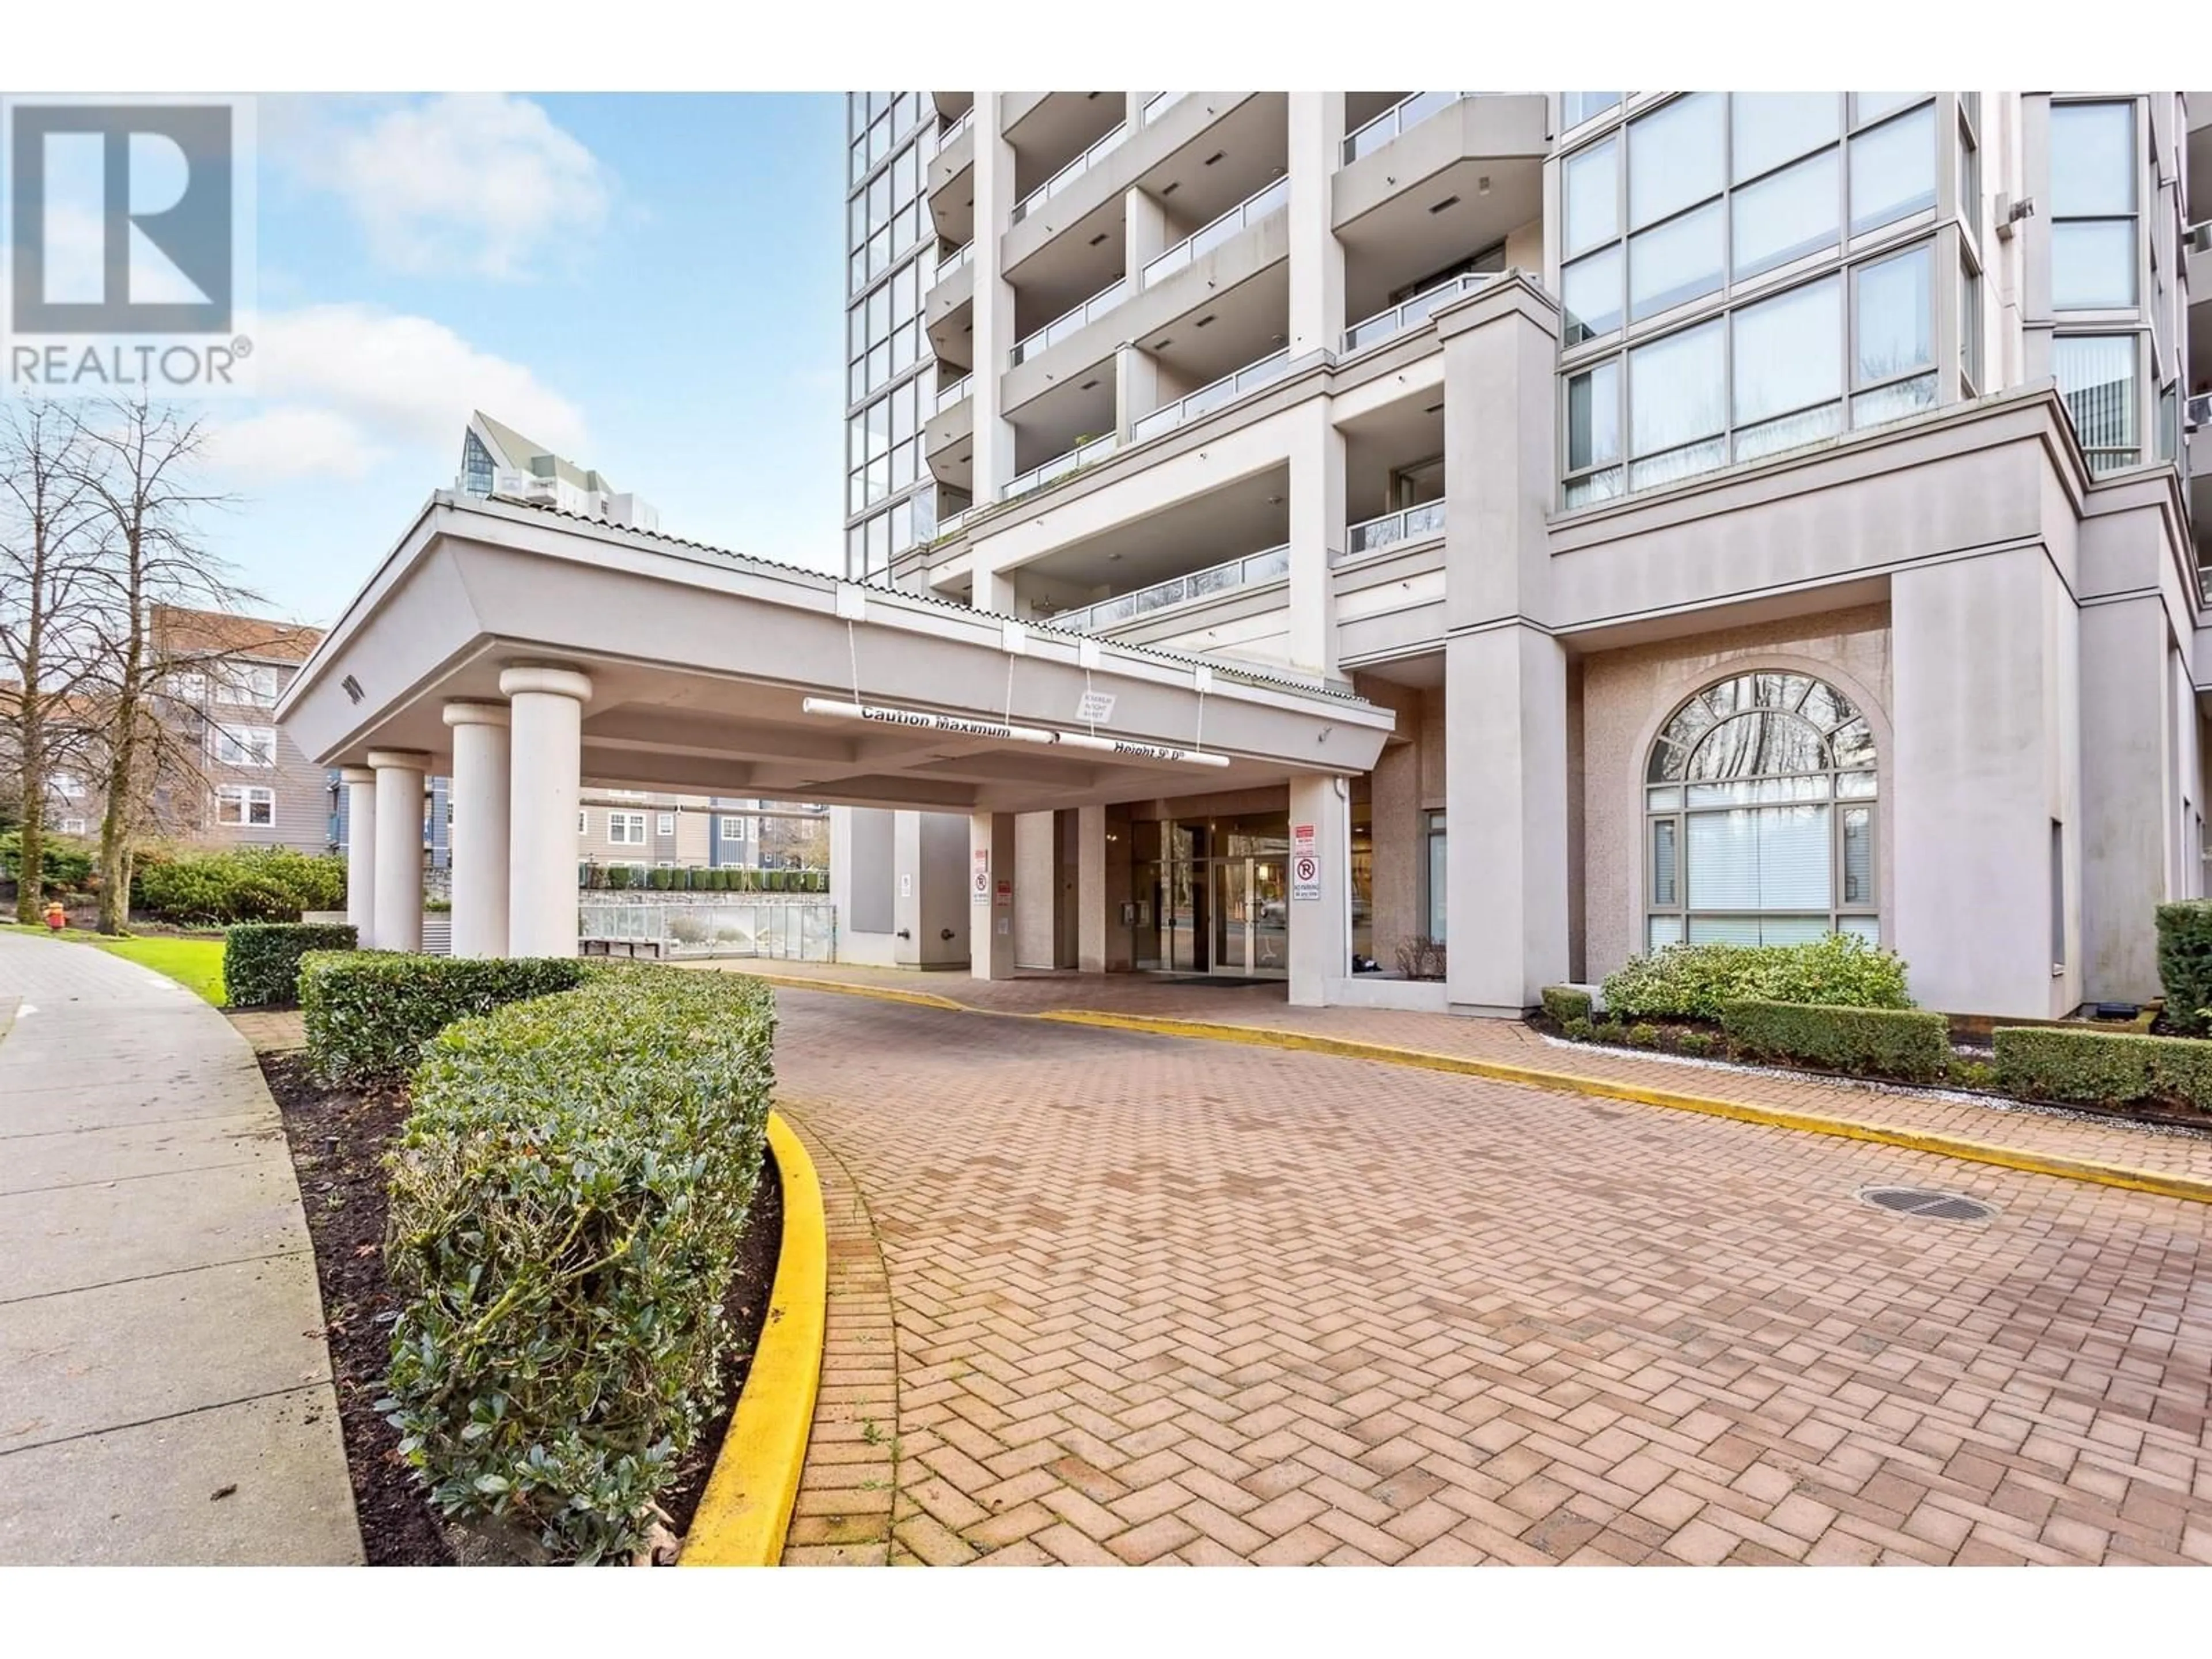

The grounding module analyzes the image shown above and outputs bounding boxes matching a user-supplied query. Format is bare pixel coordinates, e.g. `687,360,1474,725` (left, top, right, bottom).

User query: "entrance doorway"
1212,856,1289,976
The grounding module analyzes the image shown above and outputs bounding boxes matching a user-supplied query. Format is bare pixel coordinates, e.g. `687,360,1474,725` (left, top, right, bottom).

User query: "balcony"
1012,122,1129,225
1000,433,1119,502
935,372,973,414
1342,92,1498,164
1336,502,1445,563
934,105,974,155
1010,277,1127,366
1130,350,1292,442
1143,176,1289,289
936,240,974,285
1142,92,1187,126
1055,543,1290,634
1342,270,1499,354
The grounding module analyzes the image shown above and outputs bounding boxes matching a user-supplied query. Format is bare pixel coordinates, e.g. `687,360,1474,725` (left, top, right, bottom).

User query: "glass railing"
1056,543,1291,634
935,503,978,539
1011,122,1128,223
1342,270,1499,354
1009,278,1127,366
1338,502,1445,562
934,105,974,156
935,373,972,413
1142,176,1289,287
1000,434,1119,502
1130,350,1291,442
1341,92,1494,164
1142,91,1187,125
934,241,974,285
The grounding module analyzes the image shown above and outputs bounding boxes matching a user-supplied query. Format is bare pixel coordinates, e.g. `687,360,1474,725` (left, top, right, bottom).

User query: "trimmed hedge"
1994,1025,2212,1112
1721,999,1952,1082
222,921,357,1007
378,967,777,1564
1603,934,1911,1021
298,952,590,1088
135,844,348,924
1540,985,1593,1025
2155,902,2212,1035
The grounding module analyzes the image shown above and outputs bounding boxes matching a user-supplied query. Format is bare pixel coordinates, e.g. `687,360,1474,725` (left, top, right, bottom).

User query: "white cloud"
202,304,588,483
287,94,612,280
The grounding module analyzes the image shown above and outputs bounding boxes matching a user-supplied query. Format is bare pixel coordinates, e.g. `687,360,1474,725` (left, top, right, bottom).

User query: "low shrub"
1993,1025,2212,1112
1540,985,1593,1025
1674,1029,1717,1057
1721,998,1952,1082
379,967,777,1564
1625,1022,1660,1048
2155,902,2212,1036
135,845,347,925
1604,934,1911,1022
1,828,96,893
222,921,357,1007
299,952,590,1088
1948,1057,1997,1091
1560,1016,1594,1042
604,866,634,891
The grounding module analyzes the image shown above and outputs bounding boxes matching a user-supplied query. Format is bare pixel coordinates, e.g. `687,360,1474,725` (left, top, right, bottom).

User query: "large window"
2049,101,2137,311
1425,812,1448,941
608,811,648,846
1565,241,1935,505
210,724,276,768
2054,334,2141,474
217,785,275,827
1645,672,1878,950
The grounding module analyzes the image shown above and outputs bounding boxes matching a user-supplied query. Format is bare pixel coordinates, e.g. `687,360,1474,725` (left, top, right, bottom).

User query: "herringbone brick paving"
768,987,2212,1566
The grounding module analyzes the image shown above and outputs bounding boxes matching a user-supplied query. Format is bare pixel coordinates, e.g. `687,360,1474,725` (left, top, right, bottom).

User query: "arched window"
1645,671,1878,950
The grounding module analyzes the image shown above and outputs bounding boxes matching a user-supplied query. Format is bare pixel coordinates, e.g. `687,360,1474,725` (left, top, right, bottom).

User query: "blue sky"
206,93,845,627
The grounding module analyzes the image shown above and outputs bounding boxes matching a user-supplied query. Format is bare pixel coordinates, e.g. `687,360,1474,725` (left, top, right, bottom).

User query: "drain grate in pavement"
1859,1185,1997,1222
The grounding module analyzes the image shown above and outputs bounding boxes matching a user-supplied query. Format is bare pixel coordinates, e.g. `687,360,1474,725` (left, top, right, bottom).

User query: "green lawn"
1,922,228,1006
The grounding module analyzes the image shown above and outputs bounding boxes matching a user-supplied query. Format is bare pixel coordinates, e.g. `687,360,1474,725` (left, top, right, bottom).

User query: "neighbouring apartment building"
830,89,2212,1019
577,790,830,875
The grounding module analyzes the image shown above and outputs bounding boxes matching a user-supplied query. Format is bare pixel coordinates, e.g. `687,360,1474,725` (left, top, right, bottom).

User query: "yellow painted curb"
680,1110,827,1567
741,969,967,1013
1037,1010,2212,1208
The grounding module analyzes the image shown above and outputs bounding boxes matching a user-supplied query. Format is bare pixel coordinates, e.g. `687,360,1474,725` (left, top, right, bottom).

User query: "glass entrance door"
1213,858,1250,973
1210,858,1290,978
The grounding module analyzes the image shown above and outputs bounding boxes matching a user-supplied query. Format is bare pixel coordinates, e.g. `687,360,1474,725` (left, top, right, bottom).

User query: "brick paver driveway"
770,987,2212,1566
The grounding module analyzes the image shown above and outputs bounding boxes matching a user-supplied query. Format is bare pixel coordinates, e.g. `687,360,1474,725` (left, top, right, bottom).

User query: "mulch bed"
259,1048,783,1566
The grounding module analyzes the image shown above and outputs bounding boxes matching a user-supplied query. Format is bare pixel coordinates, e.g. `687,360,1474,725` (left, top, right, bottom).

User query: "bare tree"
71,399,257,934
0,403,104,923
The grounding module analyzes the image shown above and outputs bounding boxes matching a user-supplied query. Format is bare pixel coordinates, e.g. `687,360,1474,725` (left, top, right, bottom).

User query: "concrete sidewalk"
0,929,361,1565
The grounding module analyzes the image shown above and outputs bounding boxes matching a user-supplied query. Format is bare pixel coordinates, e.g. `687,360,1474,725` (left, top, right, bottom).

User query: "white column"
340,766,377,946
1288,774,1353,1007
366,748,429,955
969,810,1018,979
969,97,1016,503
1287,396,1345,676
501,664,593,959
1077,804,1108,972
442,700,512,959
1287,92,1346,361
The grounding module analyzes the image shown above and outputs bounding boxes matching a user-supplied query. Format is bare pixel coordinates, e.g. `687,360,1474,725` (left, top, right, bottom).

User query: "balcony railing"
1141,176,1289,287
1000,433,1119,502
1141,91,1187,125
1337,502,1445,562
935,373,973,413
934,240,974,285
934,105,974,156
1055,543,1291,634
1130,350,1291,442
1010,277,1127,366
1011,122,1128,224
1341,92,1496,164
1342,270,1499,354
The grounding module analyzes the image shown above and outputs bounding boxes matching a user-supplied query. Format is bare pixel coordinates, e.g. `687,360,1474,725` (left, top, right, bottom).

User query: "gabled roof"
149,605,324,665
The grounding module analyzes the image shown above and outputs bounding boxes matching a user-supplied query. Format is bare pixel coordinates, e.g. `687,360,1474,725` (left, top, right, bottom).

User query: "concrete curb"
680,1111,828,1567
734,969,2212,1209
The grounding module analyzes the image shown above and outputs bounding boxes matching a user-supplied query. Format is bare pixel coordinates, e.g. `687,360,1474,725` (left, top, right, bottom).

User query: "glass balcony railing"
1340,91,1495,164
1130,350,1292,442
1000,433,1119,502
934,105,974,156
1141,91,1187,125
1009,278,1127,366
1141,176,1289,288
1010,122,1128,224
1338,502,1445,562
1342,270,1499,354
1055,543,1291,634
935,503,978,539
934,373,972,414
934,240,974,285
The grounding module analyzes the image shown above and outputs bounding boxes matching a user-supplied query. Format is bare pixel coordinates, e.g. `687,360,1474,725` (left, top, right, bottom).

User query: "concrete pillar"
974,559,1017,614
1287,397,1346,675
1892,548,2080,1017
441,700,512,959
970,810,1018,979
1288,774,1353,1007
1115,342,1162,440
366,749,429,955
1078,804,1108,972
501,664,593,959
1287,92,1346,359
969,99,1016,502
340,766,377,947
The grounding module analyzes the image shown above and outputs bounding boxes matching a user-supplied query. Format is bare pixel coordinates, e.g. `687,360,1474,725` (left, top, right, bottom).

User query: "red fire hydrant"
42,900,66,933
